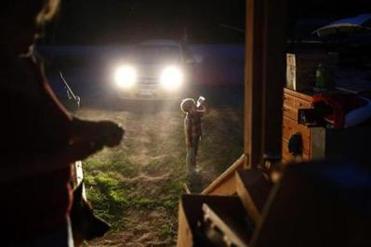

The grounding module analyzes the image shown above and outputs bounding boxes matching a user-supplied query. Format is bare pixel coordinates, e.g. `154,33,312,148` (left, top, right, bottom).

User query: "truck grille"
139,76,158,86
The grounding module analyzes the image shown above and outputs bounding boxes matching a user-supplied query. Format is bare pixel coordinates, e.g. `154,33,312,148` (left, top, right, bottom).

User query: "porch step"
177,194,254,247
235,170,273,223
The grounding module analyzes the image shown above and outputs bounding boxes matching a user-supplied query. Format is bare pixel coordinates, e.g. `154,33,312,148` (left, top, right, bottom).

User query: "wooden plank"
177,202,194,247
235,170,273,224
202,154,246,195
284,88,314,103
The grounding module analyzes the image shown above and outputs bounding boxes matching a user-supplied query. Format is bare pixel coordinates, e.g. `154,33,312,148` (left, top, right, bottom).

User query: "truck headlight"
160,66,183,91
114,65,137,89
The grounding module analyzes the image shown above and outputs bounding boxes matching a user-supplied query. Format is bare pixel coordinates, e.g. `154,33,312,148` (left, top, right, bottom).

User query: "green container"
315,63,334,91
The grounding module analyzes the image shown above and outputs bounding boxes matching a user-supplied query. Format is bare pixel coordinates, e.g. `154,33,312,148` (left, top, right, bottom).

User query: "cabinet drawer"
283,94,312,121
295,98,312,109
283,91,312,109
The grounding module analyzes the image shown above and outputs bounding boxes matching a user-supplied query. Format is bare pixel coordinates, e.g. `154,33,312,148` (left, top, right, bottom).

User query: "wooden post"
245,0,287,168
261,0,287,159
245,0,265,168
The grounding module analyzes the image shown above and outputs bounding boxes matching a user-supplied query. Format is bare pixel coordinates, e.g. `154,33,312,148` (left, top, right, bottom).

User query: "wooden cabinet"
281,88,371,165
282,88,313,163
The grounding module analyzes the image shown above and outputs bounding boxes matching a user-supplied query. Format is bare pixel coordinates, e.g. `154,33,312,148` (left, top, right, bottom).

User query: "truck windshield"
131,45,181,63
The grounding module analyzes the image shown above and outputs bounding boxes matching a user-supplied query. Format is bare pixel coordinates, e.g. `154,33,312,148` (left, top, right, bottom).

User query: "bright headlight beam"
160,66,184,91
114,65,137,88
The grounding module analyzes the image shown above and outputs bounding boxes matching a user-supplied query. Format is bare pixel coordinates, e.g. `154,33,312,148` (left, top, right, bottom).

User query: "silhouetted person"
180,97,207,177
0,1,124,246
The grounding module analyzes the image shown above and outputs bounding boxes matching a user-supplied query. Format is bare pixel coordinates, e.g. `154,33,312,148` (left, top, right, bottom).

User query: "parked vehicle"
112,39,199,100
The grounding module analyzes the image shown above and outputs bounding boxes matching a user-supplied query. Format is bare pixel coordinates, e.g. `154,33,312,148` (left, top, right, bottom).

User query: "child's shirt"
185,111,203,144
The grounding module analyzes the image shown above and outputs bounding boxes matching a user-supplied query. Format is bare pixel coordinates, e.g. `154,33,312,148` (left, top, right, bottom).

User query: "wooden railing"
202,154,247,195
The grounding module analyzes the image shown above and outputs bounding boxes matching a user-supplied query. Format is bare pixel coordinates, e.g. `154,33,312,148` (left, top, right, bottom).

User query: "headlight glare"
160,66,183,90
114,65,137,88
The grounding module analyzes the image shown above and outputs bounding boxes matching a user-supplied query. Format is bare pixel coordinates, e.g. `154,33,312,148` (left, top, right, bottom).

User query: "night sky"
45,0,245,45
43,0,371,45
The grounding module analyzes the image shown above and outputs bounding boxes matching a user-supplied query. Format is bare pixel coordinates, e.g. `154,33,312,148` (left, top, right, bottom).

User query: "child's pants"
186,139,199,175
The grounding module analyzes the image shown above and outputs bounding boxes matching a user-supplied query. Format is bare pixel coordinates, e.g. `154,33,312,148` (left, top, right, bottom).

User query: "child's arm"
196,103,208,116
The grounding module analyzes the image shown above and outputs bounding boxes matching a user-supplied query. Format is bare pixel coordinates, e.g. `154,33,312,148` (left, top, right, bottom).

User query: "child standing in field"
180,97,207,176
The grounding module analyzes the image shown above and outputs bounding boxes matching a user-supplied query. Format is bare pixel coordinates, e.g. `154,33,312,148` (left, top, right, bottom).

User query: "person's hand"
95,120,125,147
68,139,105,162
67,119,124,162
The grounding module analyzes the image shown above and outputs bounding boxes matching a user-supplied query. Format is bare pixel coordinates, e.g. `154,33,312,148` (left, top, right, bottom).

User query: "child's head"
0,0,60,55
180,98,196,113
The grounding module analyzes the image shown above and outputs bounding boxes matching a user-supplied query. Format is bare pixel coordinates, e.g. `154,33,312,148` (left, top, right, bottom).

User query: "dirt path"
75,105,243,246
